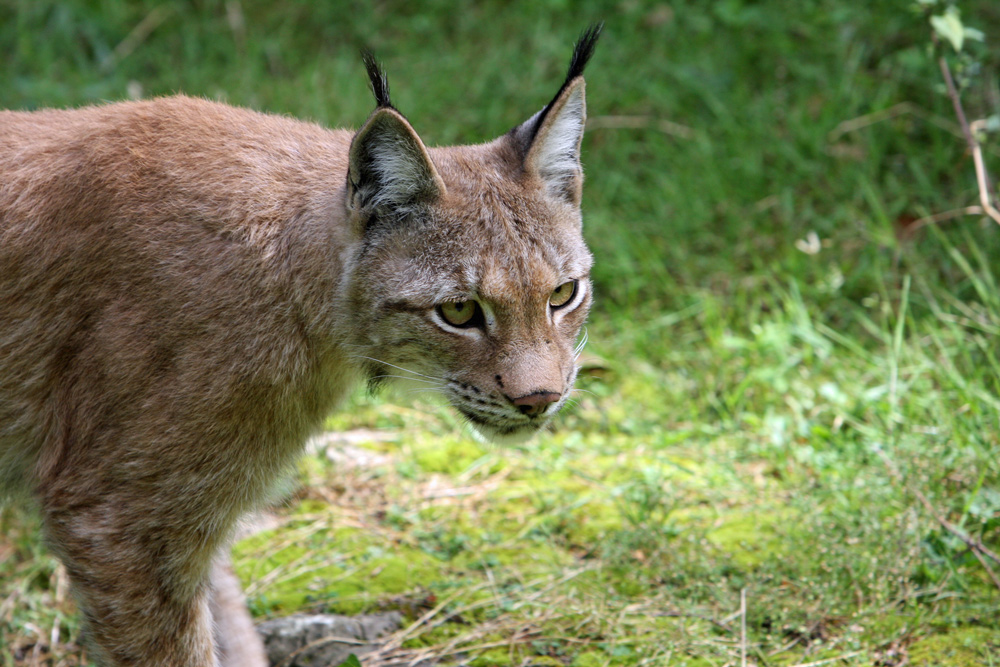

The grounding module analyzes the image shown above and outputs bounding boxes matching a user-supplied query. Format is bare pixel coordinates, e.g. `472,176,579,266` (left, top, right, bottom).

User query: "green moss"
567,500,624,545
860,612,911,643
401,622,472,649
232,524,448,616
704,509,795,568
908,627,1000,667
412,437,488,475
319,550,445,615
451,542,570,573
468,649,515,667
571,652,606,667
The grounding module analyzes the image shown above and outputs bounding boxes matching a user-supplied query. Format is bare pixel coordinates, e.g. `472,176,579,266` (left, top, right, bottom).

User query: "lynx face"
345,150,593,442
341,30,601,442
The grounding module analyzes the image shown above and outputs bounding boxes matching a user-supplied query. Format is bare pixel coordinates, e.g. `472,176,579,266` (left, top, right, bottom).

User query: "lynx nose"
511,391,561,417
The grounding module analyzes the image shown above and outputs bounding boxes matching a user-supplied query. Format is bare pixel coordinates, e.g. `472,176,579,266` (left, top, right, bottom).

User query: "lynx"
0,25,601,667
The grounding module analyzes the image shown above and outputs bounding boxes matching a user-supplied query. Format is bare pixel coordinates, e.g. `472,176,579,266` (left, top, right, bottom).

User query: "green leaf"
335,655,363,667
931,7,965,52
963,27,985,42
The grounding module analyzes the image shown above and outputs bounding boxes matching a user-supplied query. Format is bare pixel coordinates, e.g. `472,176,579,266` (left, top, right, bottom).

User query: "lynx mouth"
455,406,549,445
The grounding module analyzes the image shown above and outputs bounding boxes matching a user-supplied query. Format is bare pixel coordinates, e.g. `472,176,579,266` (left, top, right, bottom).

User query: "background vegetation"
1,0,999,665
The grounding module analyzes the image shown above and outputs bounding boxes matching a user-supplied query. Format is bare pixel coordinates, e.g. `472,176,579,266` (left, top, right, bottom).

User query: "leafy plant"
335,655,362,667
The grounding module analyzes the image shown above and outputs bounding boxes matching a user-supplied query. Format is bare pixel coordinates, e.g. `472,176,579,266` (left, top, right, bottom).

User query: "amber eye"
438,300,481,328
549,280,578,309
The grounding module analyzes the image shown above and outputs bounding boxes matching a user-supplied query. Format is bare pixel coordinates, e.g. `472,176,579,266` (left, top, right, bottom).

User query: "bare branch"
907,205,986,232
937,53,1000,226
828,101,963,142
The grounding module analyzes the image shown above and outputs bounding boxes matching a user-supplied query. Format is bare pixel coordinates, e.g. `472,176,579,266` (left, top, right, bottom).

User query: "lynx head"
342,25,601,443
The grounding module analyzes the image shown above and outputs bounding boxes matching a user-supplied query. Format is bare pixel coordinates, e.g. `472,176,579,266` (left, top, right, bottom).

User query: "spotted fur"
0,28,600,667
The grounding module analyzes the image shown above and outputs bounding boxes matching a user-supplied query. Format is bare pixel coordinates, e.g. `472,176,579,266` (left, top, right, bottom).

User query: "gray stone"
258,612,403,666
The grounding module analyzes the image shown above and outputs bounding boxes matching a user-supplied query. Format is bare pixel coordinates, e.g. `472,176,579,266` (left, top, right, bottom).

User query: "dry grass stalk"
875,448,1000,592
936,50,1000,227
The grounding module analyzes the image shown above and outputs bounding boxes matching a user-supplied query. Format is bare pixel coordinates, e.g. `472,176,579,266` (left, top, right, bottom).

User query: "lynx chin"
0,25,602,667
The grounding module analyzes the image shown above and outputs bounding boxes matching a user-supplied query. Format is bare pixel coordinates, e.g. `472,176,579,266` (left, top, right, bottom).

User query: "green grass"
2,0,999,665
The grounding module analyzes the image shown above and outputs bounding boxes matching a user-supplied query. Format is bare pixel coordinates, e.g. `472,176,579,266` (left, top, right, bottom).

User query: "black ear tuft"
361,49,394,109
565,23,603,85
520,23,603,146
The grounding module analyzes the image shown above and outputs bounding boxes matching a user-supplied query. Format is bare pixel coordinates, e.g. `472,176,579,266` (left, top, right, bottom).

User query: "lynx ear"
347,108,445,215
511,24,601,205
347,51,444,219
519,79,587,204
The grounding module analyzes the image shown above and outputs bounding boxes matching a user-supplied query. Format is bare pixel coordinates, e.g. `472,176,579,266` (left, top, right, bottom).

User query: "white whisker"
351,355,444,383
402,388,448,397
574,328,589,357
370,374,443,386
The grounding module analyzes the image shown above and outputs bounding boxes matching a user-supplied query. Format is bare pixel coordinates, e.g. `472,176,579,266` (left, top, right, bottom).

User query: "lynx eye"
437,300,482,328
549,280,578,309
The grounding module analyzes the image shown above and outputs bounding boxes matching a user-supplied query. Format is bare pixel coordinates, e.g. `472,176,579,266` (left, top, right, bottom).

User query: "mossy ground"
908,627,1000,666
227,315,999,665
2,1,1000,665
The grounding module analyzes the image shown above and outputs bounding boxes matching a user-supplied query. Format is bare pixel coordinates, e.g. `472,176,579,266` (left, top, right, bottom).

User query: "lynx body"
0,28,600,666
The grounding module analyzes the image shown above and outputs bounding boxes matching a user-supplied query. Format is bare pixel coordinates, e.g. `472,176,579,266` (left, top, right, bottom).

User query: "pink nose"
511,391,561,417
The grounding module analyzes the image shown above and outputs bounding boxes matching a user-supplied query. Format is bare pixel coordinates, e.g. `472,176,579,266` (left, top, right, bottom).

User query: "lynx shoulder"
0,26,601,667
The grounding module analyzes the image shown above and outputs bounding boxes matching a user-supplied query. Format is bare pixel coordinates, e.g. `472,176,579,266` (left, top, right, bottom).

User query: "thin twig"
937,53,1000,226
968,118,1000,224
906,205,986,232
740,588,747,667
49,616,60,656
275,634,368,667
785,650,865,667
827,101,963,142
367,566,596,664
969,545,1000,593
875,448,1000,592
100,5,174,72
656,610,733,633
0,589,20,622
373,584,487,654
938,55,976,146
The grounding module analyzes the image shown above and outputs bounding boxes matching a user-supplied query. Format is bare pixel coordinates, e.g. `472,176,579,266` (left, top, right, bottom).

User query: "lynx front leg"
210,555,269,667
42,501,221,667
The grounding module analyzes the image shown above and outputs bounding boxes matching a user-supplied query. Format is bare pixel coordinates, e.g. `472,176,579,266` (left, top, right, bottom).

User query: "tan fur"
0,61,593,665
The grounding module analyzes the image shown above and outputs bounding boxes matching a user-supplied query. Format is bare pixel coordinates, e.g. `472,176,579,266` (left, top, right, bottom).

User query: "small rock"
306,430,396,469
258,612,403,666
